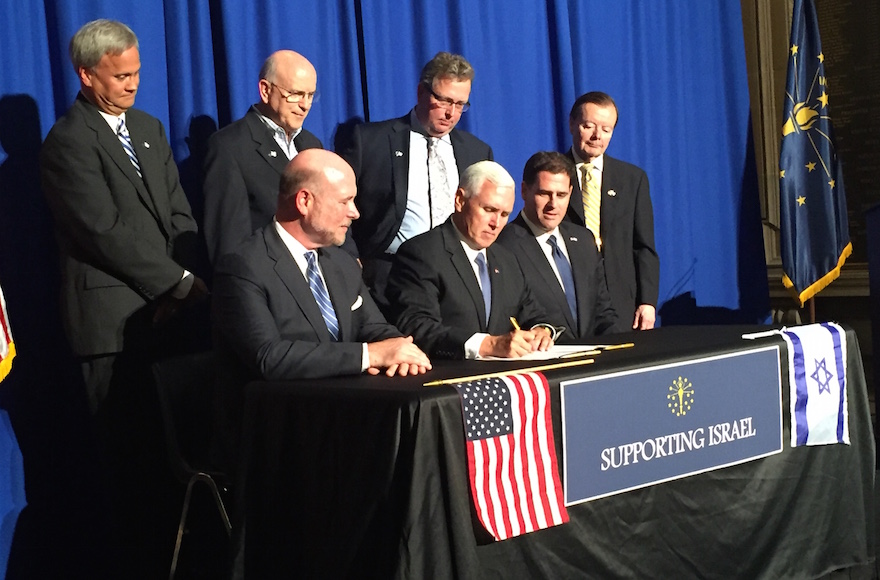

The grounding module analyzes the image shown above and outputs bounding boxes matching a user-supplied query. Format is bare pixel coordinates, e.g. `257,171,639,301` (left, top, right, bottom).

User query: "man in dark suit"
386,161,556,359
203,50,323,264
566,91,659,330
40,19,208,576
337,51,493,304
497,152,623,342
212,149,431,380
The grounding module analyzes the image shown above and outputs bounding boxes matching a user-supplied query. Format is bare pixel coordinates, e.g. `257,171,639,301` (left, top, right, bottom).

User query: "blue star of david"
810,357,834,394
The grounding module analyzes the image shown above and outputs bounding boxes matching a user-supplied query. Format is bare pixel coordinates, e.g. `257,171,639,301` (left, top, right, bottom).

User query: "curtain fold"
0,0,769,324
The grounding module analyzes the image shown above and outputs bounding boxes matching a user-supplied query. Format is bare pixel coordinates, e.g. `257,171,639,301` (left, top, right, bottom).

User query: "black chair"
152,351,232,580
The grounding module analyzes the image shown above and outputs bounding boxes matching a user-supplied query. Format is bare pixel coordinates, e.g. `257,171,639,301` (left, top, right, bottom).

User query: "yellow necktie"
581,163,601,240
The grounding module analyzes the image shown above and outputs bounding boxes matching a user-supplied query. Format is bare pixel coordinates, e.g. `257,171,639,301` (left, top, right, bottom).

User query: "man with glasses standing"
337,52,493,308
203,50,322,264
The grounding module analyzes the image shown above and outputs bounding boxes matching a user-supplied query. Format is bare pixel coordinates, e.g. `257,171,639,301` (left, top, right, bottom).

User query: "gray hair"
69,19,138,70
459,161,514,199
259,54,276,82
419,52,474,87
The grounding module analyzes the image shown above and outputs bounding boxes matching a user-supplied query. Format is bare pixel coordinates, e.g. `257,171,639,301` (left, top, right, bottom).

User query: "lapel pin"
269,150,277,158
494,268,499,274
570,236,578,242
395,150,403,157
143,142,150,148
607,189,617,197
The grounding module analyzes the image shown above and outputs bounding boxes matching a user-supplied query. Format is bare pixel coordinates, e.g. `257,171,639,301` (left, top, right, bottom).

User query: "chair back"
152,351,220,483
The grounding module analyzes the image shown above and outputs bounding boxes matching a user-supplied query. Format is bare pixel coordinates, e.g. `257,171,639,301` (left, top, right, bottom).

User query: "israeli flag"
780,322,849,446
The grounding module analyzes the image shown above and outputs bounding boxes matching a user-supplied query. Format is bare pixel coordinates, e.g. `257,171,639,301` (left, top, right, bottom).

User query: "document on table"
478,345,607,361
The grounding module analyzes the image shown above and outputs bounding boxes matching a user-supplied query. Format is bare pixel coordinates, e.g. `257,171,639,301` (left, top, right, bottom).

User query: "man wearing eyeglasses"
203,50,323,264
337,51,493,309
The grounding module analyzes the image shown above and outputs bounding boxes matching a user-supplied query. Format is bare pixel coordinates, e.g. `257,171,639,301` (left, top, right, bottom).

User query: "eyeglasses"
269,82,319,104
428,87,469,113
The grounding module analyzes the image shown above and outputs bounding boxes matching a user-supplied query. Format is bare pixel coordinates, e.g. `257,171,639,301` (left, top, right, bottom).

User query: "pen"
602,342,635,351
509,317,520,331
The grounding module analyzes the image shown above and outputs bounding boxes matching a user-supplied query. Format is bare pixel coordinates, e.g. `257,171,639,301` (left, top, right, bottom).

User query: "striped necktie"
305,251,340,341
427,137,452,228
581,163,601,241
116,117,142,178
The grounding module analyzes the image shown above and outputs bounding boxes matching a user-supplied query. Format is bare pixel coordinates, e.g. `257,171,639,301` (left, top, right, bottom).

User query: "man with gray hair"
337,51,493,307
386,161,555,359
203,50,323,264
40,18,206,575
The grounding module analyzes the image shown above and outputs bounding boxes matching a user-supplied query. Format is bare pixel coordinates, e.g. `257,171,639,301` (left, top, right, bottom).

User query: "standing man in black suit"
566,91,659,330
337,51,493,304
497,152,623,342
386,161,556,360
40,19,207,575
213,149,431,380
203,50,323,264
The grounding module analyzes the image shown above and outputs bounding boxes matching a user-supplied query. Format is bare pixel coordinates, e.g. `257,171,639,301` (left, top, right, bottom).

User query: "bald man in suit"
212,149,431,380
203,50,323,264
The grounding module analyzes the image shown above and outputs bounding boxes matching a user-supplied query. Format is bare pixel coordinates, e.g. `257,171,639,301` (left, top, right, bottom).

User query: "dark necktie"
116,117,142,178
475,253,491,325
305,251,340,341
548,235,578,324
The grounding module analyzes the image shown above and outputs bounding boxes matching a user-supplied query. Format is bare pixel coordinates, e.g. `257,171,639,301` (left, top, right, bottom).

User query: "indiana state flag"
780,322,849,447
779,0,851,307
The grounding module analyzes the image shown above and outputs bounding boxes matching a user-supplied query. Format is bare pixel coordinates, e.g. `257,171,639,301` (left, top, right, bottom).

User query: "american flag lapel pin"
143,142,150,148
570,236,577,242
607,189,617,197
269,150,277,158
395,150,403,157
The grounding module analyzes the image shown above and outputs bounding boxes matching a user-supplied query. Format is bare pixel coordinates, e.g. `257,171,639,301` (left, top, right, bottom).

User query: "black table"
233,326,875,578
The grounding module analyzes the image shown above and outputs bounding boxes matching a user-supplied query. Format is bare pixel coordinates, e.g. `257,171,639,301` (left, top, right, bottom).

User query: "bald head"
277,150,359,249
257,50,317,135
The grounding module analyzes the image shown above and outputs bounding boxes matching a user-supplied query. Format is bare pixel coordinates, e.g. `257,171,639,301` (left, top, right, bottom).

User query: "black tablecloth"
233,326,876,579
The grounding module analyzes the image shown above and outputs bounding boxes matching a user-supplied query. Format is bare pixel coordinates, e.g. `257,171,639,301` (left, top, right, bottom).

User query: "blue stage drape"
1,0,769,322
0,1,770,575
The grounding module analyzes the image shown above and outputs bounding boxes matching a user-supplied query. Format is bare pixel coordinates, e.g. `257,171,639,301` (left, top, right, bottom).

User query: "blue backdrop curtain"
0,0,768,575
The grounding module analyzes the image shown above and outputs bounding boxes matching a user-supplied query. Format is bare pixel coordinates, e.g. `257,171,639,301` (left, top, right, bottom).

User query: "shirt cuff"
171,270,193,299
361,343,370,372
465,333,489,359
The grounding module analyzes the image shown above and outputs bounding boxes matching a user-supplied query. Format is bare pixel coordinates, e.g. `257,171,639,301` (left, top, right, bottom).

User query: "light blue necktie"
548,235,578,324
116,117,142,178
475,253,491,326
305,251,339,341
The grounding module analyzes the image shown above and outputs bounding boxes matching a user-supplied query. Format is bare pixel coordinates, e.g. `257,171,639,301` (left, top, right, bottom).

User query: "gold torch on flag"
0,283,14,382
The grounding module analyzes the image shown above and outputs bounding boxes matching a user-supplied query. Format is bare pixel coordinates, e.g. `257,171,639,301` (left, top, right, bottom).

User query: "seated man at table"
212,149,432,380
496,151,623,342
385,160,556,359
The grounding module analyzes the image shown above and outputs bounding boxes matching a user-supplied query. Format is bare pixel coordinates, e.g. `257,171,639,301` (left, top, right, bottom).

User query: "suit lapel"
441,221,487,331
514,217,576,330
246,109,290,176
265,228,331,341
126,112,173,237
560,223,594,336
566,149,586,225
391,117,411,221
77,98,165,229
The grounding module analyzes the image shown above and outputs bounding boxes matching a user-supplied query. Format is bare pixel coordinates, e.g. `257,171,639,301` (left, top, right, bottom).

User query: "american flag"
453,372,568,541
0,283,14,382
